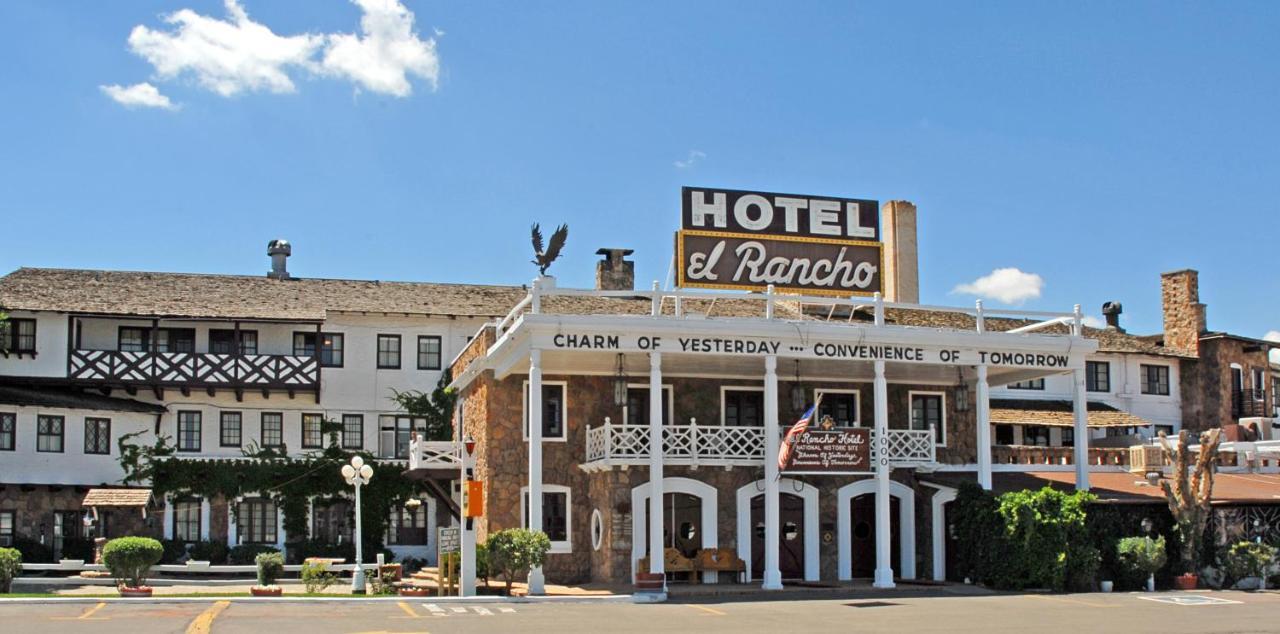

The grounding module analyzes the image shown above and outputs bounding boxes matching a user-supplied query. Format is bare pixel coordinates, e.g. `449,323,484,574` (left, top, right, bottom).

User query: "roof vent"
1102,301,1123,332
267,239,292,280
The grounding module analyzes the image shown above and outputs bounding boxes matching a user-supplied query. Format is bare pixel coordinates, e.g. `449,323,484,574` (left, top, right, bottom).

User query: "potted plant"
1118,536,1167,592
0,547,21,594
1157,429,1222,590
487,528,551,596
252,552,285,596
102,537,164,597
1224,541,1277,590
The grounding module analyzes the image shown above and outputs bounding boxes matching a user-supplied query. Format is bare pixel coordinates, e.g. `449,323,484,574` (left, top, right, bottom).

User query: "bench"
637,548,746,584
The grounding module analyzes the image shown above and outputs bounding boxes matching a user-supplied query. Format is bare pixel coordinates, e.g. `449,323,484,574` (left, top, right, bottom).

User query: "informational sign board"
676,186,883,296
437,526,460,559
781,428,872,473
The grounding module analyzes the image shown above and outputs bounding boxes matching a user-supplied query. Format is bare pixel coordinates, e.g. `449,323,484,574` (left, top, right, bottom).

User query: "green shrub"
369,566,399,595
301,560,337,593
102,537,164,588
475,541,490,583
255,551,285,587
229,544,278,565
0,548,21,593
487,528,550,594
1118,536,1168,583
188,540,229,564
1086,505,1179,588
160,540,188,564
1224,541,1277,585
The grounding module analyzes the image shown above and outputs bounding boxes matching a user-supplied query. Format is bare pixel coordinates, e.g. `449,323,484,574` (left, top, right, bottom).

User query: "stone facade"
1161,269,1206,356
0,484,156,556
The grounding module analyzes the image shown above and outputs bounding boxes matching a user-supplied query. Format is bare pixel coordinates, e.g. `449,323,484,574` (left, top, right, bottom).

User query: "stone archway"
836,479,916,581
735,478,820,582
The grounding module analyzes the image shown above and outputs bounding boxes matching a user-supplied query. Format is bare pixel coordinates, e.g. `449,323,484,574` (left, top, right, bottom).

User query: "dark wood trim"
36,414,66,453
417,335,443,371
176,410,202,452
300,412,324,449
83,417,112,455
376,334,402,369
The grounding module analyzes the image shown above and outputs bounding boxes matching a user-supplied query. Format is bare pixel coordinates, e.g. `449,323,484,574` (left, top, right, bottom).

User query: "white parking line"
450,607,468,613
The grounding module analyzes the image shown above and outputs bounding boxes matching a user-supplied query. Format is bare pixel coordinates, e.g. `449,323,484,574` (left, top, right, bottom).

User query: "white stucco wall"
0,405,156,485
0,311,69,378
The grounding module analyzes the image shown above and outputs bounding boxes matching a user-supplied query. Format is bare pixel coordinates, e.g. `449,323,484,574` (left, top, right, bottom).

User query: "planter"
59,559,86,569
1173,573,1198,590
1099,581,1114,593
250,586,283,597
119,586,153,598
398,586,431,597
185,560,212,570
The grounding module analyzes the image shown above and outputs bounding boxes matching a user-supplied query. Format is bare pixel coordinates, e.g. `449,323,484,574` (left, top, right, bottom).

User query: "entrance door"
850,494,899,578
943,501,960,582
643,493,703,560
749,493,806,580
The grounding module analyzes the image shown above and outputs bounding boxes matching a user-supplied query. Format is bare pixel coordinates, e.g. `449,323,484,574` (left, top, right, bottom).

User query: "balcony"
407,437,463,473
67,349,319,395
992,445,1133,467
581,419,936,471
1232,390,1270,419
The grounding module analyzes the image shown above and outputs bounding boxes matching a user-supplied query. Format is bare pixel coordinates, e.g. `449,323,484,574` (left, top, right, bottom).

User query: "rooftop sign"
676,187,883,297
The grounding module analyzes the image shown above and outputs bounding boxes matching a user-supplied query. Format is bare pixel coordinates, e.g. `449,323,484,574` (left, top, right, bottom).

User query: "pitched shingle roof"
83,488,152,507
0,383,166,413
989,398,1154,428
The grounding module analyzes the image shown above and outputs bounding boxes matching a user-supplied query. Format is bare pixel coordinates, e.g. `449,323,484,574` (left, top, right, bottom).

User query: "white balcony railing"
408,437,463,471
583,419,935,471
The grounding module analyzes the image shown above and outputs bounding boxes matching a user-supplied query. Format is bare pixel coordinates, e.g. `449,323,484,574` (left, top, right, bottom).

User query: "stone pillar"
873,360,895,588
527,348,545,594
1073,366,1091,491
648,352,665,579
1161,269,1205,357
762,355,783,590
976,365,993,490
881,201,920,304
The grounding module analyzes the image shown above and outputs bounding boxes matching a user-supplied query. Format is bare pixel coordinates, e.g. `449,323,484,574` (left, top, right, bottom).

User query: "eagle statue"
530,223,569,276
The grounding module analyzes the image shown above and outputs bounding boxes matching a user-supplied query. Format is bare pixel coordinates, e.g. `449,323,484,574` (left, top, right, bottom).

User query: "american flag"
777,395,822,472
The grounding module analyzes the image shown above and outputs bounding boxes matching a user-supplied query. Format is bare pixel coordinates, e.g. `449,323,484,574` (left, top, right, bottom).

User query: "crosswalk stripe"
450,607,468,613
498,607,516,613
473,607,493,616
422,604,445,614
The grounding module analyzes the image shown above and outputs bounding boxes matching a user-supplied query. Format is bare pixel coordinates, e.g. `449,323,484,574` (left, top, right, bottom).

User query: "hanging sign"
676,186,883,296
782,427,872,473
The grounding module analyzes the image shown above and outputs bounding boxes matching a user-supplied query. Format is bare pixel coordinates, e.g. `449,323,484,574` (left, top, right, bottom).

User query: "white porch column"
527,348,546,594
200,498,212,541
975,364,993,490
1072,366,1091,491
226,500,238,547
762,355,783,590
162,498,174,540
648,351,665,579
872,359,895,589
459,400,477,597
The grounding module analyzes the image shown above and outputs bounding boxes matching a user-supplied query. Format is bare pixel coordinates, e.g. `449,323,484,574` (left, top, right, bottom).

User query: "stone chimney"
881,201,919,303
1102,301,1124,332
1161,269,1206,355
267,239,292,280
595,248,634,291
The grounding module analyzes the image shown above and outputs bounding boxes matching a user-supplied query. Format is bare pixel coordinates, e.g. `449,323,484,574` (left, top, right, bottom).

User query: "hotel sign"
676,187,882,297
782,428,871,474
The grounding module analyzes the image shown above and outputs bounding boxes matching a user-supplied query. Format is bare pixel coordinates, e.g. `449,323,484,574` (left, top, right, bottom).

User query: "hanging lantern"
790,359,805,412
954,367,970,412
613,353,628,407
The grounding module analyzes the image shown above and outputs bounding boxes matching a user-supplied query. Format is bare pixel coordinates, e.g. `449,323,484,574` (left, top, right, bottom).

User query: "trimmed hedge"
255,551,285,586
0,548,21,593
102,537,164,588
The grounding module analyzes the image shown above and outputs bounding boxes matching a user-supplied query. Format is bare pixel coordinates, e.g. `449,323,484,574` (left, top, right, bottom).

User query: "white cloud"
952,267,1044,305
1081,315,1106,329
675,150,706,169
1265,330,1280,364
320,0,440,97
99,82,178,110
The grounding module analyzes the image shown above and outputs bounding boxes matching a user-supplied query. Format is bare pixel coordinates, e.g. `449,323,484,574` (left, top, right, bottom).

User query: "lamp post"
342,455,374,594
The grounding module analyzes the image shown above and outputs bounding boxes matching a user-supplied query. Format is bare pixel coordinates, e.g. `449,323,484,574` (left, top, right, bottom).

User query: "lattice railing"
68,349,319,390
408,438,462,471
584,420,933,467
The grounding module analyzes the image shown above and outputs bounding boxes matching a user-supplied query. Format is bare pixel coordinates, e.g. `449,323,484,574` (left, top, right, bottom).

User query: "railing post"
651,281,661,316
873,292,884,326
975,300,985,333
1072,304,1083,336
531,278,542,314
674,288,683,318
765,284,776,319
690,420,698,464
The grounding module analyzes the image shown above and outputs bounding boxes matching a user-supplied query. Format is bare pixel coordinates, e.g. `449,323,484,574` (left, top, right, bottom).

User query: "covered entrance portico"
451,281,1099,590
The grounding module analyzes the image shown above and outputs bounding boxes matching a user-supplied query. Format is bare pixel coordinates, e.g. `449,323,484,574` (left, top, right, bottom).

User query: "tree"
0,311,8,354
1158,428,1222,574
487,528,550,595
389,370,457,441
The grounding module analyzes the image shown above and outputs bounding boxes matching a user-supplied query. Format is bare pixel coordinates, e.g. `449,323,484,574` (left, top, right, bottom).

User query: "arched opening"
631,478,718,582
836,479,916,581
849,493,899,578
735,478,820,582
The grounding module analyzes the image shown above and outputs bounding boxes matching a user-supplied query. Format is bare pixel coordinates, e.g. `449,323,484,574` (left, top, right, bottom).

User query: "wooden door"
850,494,899,578
750,493,806,579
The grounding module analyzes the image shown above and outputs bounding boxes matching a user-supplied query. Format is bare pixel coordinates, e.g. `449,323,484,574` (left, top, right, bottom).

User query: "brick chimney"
881,201,919,303
595,248,634,291
1161,269,1206,355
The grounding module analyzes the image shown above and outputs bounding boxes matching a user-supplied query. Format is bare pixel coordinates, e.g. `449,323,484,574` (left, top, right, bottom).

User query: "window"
624,386,671,425
522,382,566,439
994,424,1014,445
723,388,764,426
84,418,111,455
379,416,426,458
377,334,402,369
1086,361,1110,392
1253,368,1267,401
313,501,353,544
209,329,258,355
293,332,344,367
0,412,14,451
816,389,860,427
302,413,324,448
177,411,201,452
521,486,571,552
118,327,194,353
1008,378,1045,390
1141,365,1170,395
119,327,146,352
1062,426,1075,448
0,510,12,547
236,498,277,544
173,498,202,542
261,413,283,448
342,414,363,449
37,415,64,452
1,318,37,353
909,392,946,446
220,412,242,447
417,336,442,370
387,505,428,545
1023,425,1051,447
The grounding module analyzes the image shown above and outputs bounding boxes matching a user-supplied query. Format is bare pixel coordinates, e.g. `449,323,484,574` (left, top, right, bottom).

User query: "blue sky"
0,1,1277,341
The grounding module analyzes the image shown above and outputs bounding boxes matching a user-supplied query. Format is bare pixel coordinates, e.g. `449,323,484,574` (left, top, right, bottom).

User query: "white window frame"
908,390,947,447
520,484,572,553
522,380,568,442
813,388,861,427
621,383,674,425
719,386,765,426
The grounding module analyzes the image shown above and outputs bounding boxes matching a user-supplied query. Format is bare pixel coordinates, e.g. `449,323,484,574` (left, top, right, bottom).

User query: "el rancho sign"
676,186,883,296
782,427,872,474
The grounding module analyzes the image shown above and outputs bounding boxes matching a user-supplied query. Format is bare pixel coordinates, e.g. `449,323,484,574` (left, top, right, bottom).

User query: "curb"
0,594,634,605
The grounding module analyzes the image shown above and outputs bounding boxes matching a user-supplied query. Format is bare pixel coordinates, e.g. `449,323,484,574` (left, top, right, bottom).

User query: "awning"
82,488,153,507
0,383,166,414
989,399,1153,428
